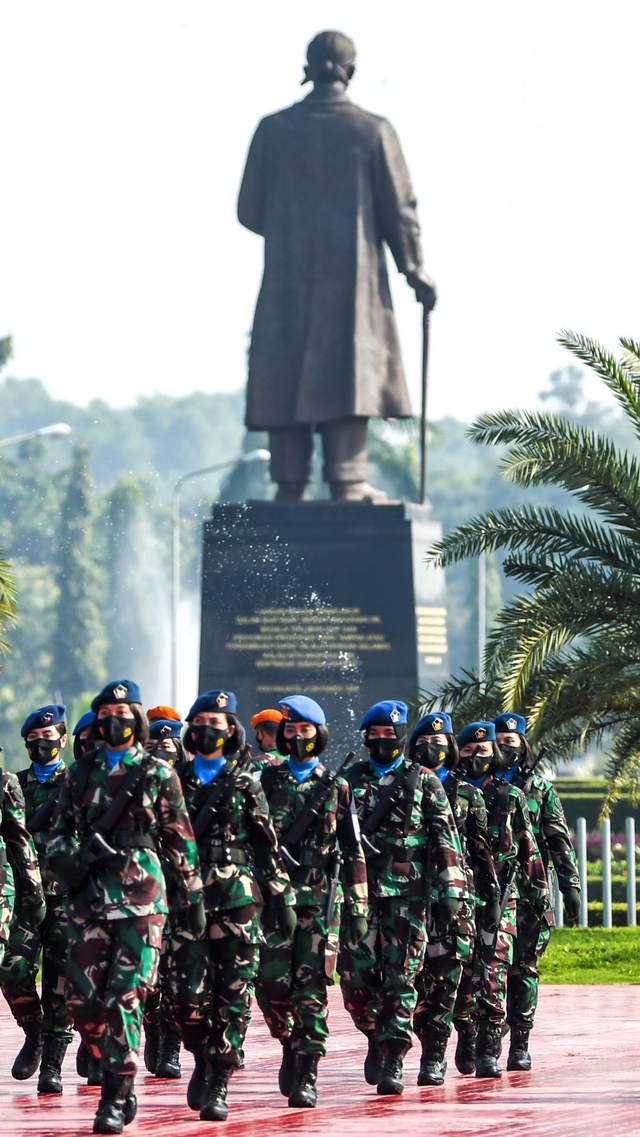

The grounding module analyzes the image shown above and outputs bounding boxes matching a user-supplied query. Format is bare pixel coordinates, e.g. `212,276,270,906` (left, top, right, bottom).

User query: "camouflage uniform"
48,744,202,1076
413,779,499,1048
170,754,293,1068
453,777,548,1045
256,759,368,1056
338,761,467,1048
508,771,579,1033
0,763,73,1040
0,771,44,966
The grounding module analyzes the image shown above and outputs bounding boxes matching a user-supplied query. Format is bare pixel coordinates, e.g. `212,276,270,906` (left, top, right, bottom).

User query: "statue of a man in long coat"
238,30,437,502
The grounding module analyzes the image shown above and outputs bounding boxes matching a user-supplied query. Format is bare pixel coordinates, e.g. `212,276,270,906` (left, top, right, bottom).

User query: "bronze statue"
238,30,437,503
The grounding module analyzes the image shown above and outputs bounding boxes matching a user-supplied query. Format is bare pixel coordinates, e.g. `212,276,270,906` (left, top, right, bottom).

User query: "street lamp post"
0,422,72,448
171,449,270,706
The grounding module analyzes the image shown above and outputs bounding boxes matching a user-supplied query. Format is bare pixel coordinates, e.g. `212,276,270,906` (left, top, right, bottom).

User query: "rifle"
443,746,481,809
27,786,62,835
191,745,252,842
508,747,548,796
358,759,420,861
279,751,354,871
325,846,343,927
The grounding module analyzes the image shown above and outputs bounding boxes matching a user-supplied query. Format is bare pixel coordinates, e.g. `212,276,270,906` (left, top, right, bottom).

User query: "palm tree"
0,550,16,661
423,331,640,810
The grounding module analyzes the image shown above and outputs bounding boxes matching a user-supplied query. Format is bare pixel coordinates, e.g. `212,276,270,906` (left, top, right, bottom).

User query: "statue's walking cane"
419,307,430,505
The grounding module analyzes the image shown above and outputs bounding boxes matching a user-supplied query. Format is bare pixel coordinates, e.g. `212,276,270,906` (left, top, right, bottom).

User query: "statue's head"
302,30,356,87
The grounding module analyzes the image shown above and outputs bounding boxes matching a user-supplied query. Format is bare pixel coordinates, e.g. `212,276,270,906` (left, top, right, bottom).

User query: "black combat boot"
417,1034,447,1086
88,1054,103,1086
93,1072,132,1135
288,1053,319,1108
377,1039,408,1096
155,1024,182,1079
200,1063,231,1122
186,1046,209,1111
37,1036,70,1094
475,1024,502,1079
454,1026,477,1074
363,1034,383,1085
77,1041,90,1078
278,1038,296,1097
12,1023,43,1080
143,1022,160,1074
507,1027,532,1071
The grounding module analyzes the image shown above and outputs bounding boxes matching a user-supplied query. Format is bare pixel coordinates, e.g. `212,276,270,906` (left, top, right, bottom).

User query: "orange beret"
147,705,182,723
250,709,284,728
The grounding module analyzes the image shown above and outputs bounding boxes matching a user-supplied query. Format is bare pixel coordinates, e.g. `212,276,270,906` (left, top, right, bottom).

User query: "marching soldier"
338,702,467,1095
171,689,295,1123
452,722,548,1078
256,694,368,1109
48,679,203,1135
410,712,500,1086
493,713,580,1070
72,711,96,762
0,704,74,1094
250,708,284,769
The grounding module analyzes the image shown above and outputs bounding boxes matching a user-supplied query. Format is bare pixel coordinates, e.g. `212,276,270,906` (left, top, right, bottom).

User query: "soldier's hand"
438,896,462,927
563,886,581,925
407,269,437,311
481,896,502,931
19,895,47,928
49,853,89,890
187,898,207,940
275,896,298,942
348,915,369,944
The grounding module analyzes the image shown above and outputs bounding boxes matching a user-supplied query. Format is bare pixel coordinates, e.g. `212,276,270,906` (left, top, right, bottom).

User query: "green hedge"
540,926,640,982
553,778,640,832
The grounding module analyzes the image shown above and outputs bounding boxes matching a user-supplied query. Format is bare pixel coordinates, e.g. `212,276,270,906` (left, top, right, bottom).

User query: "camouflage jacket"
177,755,293,913
448,779,500,906
260,759,368,916
48,744,203,920
345,760,467,903
477,775,549,935
512,769,580,893
248,752,284,773
17,762,70,900
0,771,44,906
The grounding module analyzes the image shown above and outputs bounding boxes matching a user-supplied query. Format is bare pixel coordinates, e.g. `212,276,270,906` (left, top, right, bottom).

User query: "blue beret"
409,711,453,745
360,700,408,731
186,690,237,720
149,718,184,740
91,680,142,711
279,695,326,726
73,711,95,736
456,721,496,749
494,713,527,735
21,704,67,738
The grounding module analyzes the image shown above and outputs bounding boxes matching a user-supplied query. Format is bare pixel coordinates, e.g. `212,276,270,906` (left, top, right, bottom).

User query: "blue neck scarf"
104,746,134,770
465,773,488,789
370,757,403,778
287,757,319,783
433,765,449,784
194,755,226,784
33,758,63,782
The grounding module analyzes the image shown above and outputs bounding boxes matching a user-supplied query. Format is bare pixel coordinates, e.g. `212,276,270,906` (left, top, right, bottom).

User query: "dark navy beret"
73,711,95,735
186,690,237,720
409,711,453,745
91,680,142,711
21,704,67,738
149,718,184,739
494,713,527,735
360,700,408,731
279,695,326,726
457,721,496,749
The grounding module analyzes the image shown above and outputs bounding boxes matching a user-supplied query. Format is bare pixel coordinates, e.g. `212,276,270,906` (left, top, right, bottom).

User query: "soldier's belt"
108,831,157,851
203,847,248,866
389,845,423,863
295,849,331,870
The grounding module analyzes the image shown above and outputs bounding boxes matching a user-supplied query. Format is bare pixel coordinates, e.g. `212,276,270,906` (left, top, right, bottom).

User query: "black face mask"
73,736,91,762
192,724,228,755
466,752,493,781
415,739,448,768
26,738,62,766
98,715,136,748
287,733,318,761
499,744,522,769
368,736,404,765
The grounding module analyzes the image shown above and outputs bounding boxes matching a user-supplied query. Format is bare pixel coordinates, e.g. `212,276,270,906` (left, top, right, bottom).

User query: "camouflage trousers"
0,897,73,1038
256,901,338,1057
507,901,552,1033
169,903,261,1067
413,910,473,1046
338,895,427,1046
143,911,177,1028
0,879,15,967
66,912,163,1075
453,926,514,1034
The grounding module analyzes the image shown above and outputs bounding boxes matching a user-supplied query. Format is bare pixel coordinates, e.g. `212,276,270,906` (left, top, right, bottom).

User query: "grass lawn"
540,927,640,983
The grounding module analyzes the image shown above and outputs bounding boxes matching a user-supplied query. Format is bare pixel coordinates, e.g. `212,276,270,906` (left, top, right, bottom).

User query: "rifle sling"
83,758,152,841
27,788,61,835
360,762,415,840
277,765,346,851
192,761,239,842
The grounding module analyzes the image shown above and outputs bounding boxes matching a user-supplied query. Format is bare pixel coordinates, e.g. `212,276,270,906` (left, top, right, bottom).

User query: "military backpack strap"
401,762,421,838
495,780,511,854
16,768,29,790
344,761,370,789
260,763,282,800
74,749,100,809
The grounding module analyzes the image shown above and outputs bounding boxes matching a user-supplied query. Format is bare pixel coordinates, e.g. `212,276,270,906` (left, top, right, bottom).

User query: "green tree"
53,442,105,701
423,332,640,810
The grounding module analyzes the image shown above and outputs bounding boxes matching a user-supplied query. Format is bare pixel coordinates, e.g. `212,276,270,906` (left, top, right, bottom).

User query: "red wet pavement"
2,985,639,1137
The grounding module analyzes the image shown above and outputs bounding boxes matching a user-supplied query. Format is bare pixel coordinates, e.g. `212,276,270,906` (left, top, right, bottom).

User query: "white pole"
553,868,563,927
626,817,636,927
577,817,588,928
478,550,486,678
171,485,181,709
601,817,612,929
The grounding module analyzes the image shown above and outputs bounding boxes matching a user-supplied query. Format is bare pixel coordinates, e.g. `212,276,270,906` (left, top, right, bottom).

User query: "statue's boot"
330,480,388,503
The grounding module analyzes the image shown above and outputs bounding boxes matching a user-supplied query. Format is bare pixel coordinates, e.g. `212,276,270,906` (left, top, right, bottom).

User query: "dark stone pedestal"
199,502,448,752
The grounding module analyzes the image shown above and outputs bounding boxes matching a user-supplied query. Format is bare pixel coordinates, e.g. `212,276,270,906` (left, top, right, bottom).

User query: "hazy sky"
1,1,639,420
